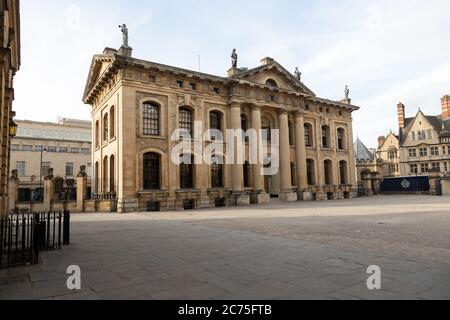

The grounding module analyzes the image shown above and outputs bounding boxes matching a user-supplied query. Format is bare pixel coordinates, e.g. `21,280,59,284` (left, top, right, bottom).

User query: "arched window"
143,102,160,136
322,125,330,149
94,162,99,193
243,161,251,188
179,107,193,136
103,114,109,142
180,154,194,189
304,123,313,147
337,128,346,150
307,159,315,186
262,117,272,143
110,155,115,192
339,161,348,185
210,111,222,141
265,79,278,88
95,121,99,148
324,160,333,186
210,111,222,131
103,156,108,192
241,114,248,132
211,157,224,188
110,106,115,139
143,152,161,190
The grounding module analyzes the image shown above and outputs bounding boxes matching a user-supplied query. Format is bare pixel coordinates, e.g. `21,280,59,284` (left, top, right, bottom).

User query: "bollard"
63,210,70,245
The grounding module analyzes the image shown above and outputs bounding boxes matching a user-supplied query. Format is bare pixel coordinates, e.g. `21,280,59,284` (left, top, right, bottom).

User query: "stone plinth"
251,192,271,205
279,192,298,202
232,193,250,206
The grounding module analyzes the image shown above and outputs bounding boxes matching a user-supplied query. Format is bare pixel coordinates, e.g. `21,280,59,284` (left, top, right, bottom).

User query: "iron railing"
0,210,71,269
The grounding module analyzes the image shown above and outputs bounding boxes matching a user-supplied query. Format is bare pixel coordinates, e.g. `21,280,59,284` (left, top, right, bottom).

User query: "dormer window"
213,87,220,95
189,83,197,91
176,80,183,88
265,79,278,88
269,95,275,102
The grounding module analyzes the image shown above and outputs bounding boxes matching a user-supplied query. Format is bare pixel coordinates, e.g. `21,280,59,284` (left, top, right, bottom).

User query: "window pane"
143,102,160,136
179,108,193,136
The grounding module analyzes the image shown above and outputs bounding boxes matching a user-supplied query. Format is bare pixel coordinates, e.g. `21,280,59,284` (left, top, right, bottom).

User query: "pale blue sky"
14,0,450,146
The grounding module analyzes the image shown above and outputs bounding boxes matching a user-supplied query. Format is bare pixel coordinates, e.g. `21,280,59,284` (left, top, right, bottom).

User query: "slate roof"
399,111,450,144
354,138,375,161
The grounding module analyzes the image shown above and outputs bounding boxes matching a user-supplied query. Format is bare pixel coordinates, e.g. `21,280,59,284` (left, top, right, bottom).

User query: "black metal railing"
0,210,71,269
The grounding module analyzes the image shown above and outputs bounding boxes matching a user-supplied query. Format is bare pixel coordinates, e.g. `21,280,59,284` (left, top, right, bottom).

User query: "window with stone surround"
103,113,109,142
211,158,224,189
307,159,315,186
324,160,333,185
431,147,439,156
322,126,331,149
419,148,428,157
179,107,193,137
304,123,313,147
337,128,346,150
143,153,161,190
16,161,26,177
180,154,194,189
143,102,160,136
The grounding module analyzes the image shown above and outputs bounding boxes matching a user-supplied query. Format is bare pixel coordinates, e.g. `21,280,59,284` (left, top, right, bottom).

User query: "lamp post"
39,147,47,202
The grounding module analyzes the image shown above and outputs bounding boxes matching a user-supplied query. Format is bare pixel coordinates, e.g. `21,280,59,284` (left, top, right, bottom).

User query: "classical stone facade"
0,0,20,216
9,118,92,206
83,46,359,213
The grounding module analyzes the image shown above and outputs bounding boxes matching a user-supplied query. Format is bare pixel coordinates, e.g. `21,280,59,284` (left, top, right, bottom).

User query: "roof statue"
231,49,238,68
119,24,129,47
294,67,302,81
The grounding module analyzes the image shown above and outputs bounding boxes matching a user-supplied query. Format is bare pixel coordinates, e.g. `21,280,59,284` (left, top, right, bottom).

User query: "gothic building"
83,43,359,213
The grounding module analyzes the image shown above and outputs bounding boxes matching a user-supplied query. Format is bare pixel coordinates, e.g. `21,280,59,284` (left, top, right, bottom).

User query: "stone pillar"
294,111,309,200
230,104,250,206
347,121,357,198
251,106,270,204
76,166,88,213
8,170,19,214
44,169,55,212
279,111,297,202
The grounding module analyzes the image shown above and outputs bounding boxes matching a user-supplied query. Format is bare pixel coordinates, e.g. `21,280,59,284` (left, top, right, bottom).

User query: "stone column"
250,106,270,204
347,121,357,198
76,166,88,213
44,169,55,212
279,111,297,202
8,170,19,214
294,111,309,200
230,104,250,206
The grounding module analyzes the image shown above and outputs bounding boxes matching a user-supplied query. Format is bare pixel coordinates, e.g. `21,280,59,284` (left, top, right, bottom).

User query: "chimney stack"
441,95,450,120
397,102,405,129
378,136,386,148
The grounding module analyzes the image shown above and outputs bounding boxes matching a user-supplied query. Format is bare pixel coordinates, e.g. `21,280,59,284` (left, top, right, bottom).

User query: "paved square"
1,195,450,300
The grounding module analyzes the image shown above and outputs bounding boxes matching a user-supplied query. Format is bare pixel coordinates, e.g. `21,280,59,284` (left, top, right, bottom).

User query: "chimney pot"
397,102,406,129
441,95,450,120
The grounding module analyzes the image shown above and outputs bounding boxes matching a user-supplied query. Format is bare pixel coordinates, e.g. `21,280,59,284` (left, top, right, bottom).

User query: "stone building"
83,43,360,213
355,138,382,195
396,100,450,177
0,0,20,216
9,118,92,206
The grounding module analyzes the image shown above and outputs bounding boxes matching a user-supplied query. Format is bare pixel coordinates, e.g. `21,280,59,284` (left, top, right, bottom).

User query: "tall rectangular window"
66,163,74,177
41,162,51,177
143,102,160,136
179,108,193,136
16,161,26,177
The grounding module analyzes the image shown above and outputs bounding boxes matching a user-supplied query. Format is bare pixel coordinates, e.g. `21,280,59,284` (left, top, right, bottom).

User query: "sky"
14,0,450,147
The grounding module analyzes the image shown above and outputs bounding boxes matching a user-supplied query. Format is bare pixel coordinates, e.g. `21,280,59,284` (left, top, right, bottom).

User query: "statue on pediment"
231,49,238,68
345,85,350,100
119,24,129,47
294,67,302,81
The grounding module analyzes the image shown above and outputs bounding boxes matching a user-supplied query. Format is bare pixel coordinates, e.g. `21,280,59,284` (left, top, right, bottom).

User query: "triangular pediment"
231,60,315,96
83,54,115,104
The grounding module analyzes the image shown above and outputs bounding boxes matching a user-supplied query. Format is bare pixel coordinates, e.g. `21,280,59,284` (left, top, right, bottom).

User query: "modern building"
83,42,360,213
0,0,21,216
10,118,92,203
